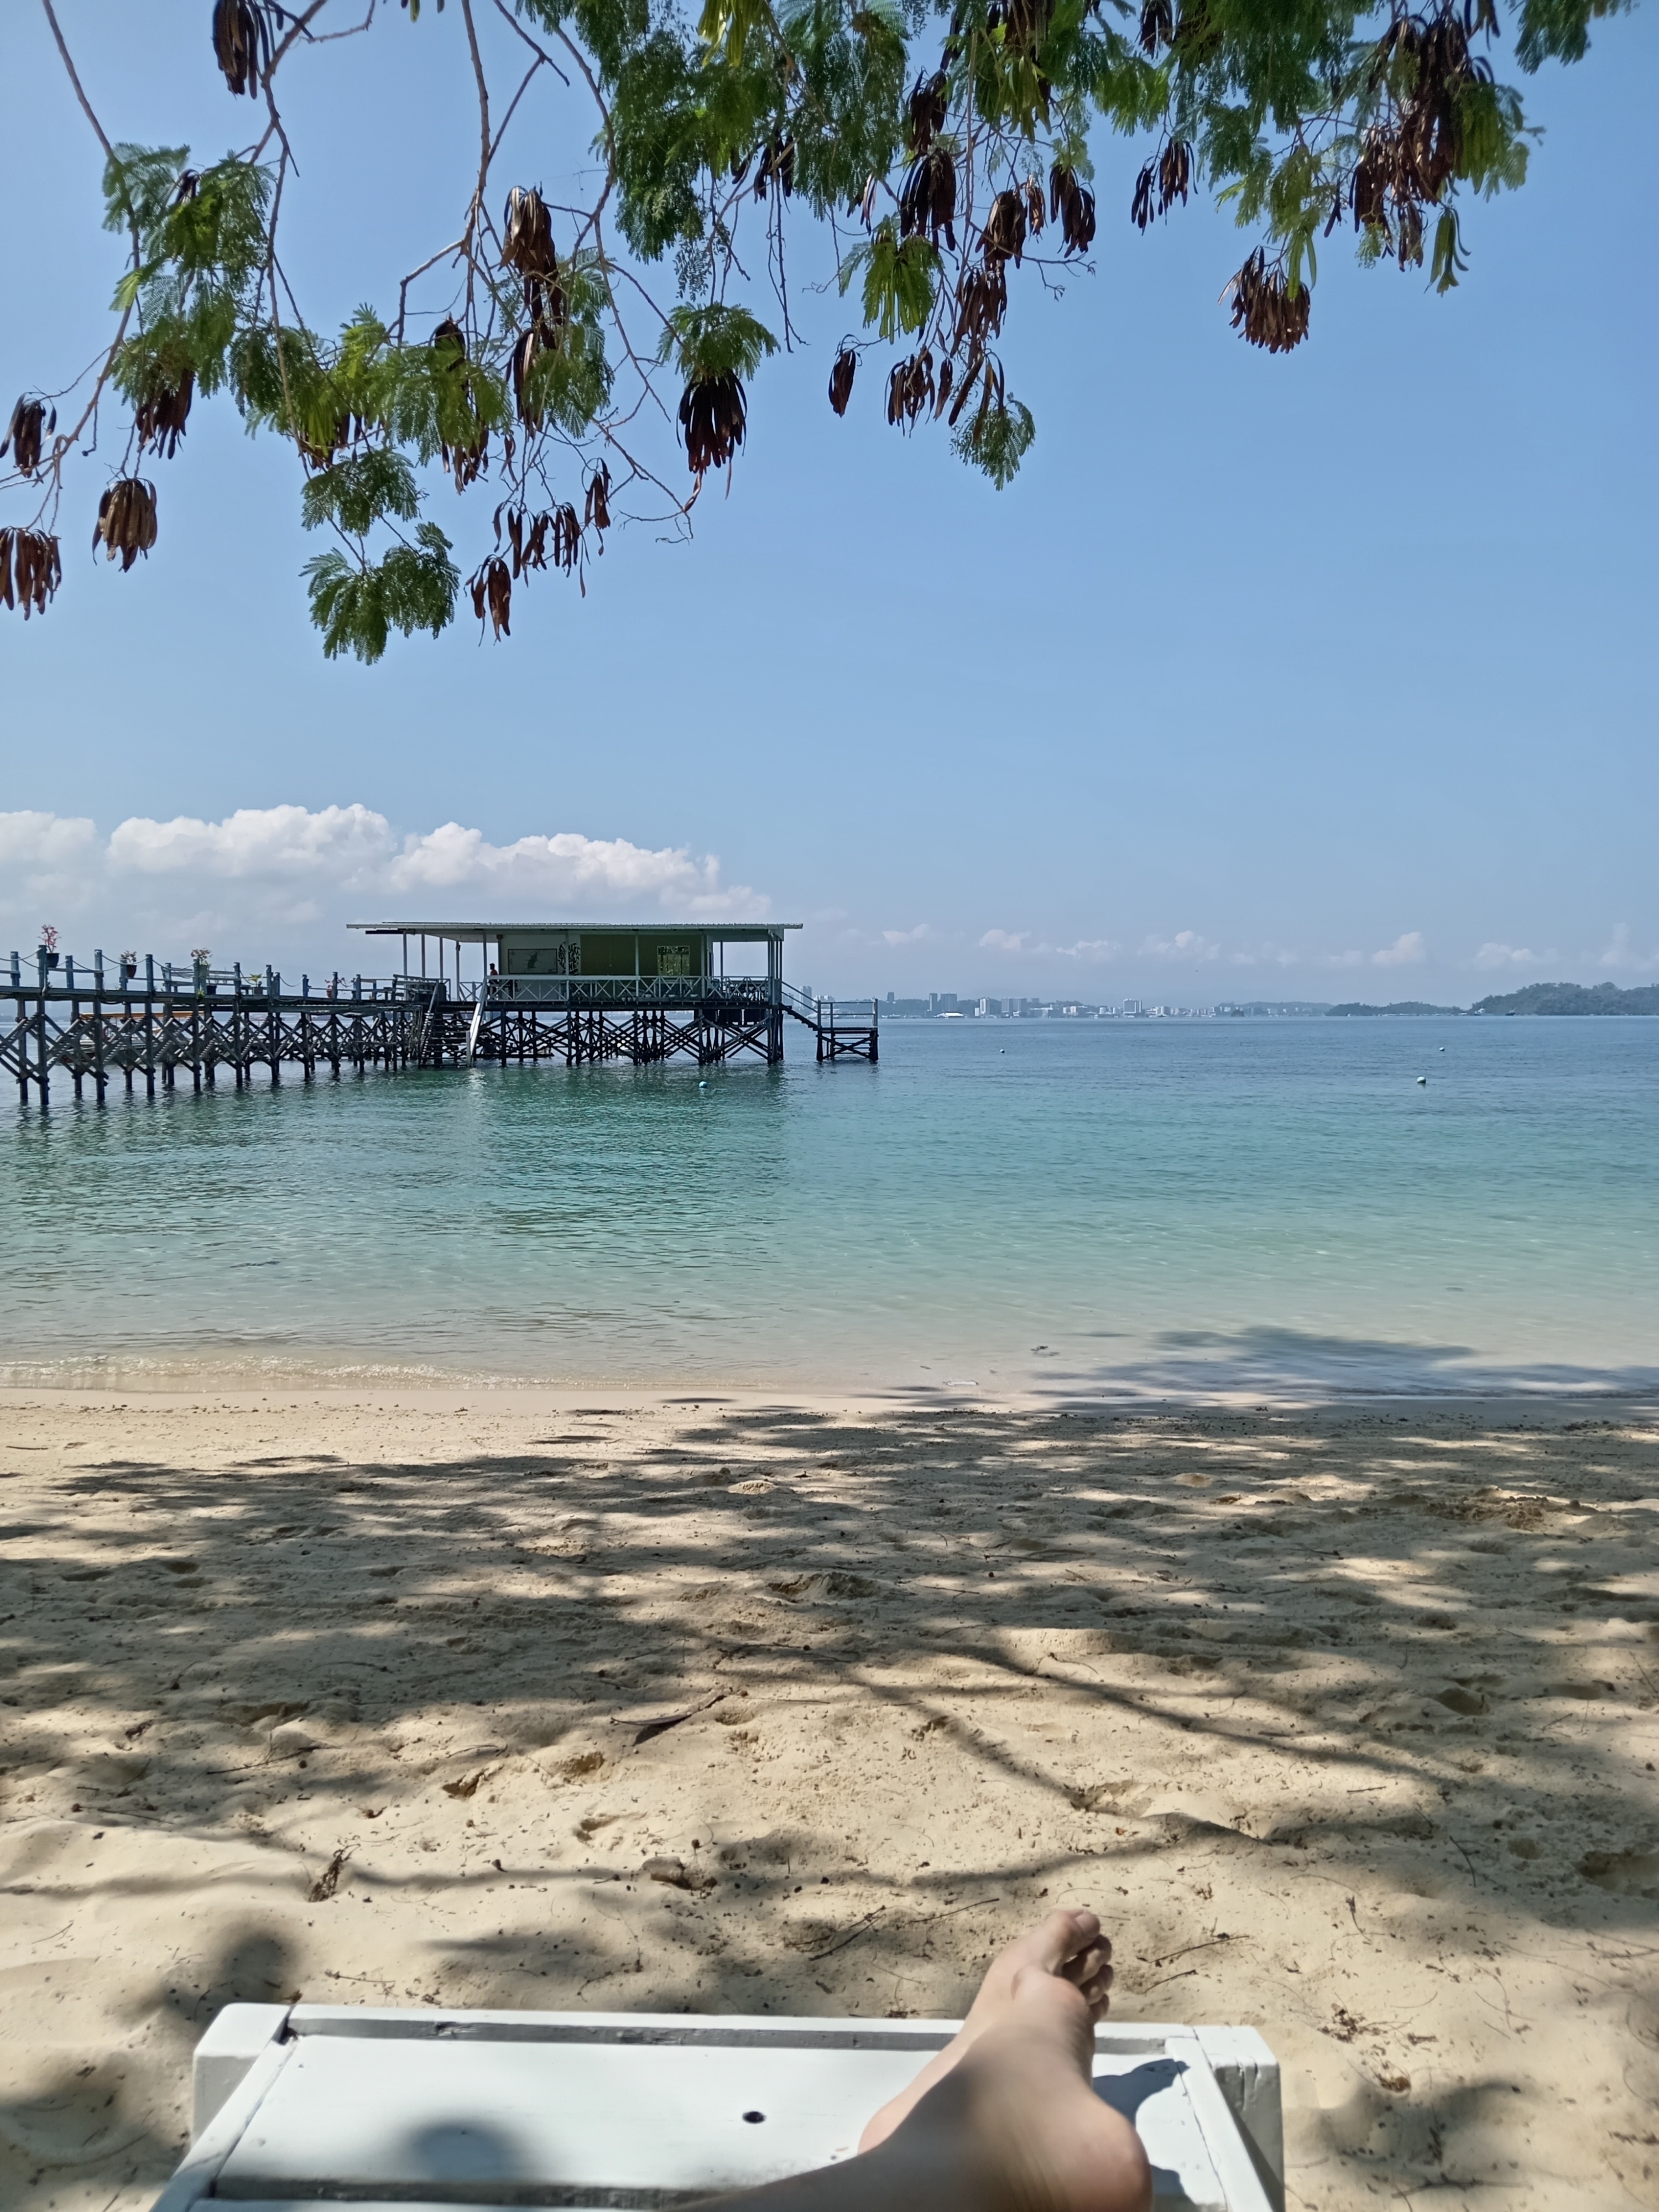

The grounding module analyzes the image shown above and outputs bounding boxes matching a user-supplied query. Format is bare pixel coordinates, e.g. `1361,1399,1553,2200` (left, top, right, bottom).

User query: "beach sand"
2,1389,1656,2211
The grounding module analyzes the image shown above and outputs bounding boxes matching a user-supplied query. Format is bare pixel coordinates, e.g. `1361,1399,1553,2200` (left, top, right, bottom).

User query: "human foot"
858,1908,1116,2153
865,1957,1152,2212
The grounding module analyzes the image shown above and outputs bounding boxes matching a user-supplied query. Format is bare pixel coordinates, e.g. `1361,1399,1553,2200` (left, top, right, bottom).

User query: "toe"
1031,1907,1100,1972
1061,1936,1112,1987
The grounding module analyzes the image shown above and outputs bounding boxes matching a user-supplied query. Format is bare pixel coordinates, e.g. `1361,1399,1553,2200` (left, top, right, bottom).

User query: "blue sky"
2,0,1655,1001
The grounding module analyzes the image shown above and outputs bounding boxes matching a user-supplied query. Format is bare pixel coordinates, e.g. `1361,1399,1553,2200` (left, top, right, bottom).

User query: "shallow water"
2,1018,1655,1398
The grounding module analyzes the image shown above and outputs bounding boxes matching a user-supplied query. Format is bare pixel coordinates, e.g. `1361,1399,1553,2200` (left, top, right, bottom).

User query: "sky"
2,0,1655,1003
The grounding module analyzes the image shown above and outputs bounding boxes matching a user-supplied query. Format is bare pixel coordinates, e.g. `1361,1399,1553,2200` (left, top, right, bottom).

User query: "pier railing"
6,950,880,1100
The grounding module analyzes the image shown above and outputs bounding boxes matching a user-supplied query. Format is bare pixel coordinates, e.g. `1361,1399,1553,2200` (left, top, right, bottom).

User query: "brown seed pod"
954,258,1008,346
2,396,56,477
0,528,62,619
510,325,545,427
1131,140,1192,229
989,0,1054,51
898,144,957,251
886,348,934,432
469,555,513,639
92,478,159,570
1022,176,1046,239
828,345,858,417
982,189,1027,266
1138,0,1173,49
754,138,795,200
134,369,195,459
932,357,954,420
1228,249,1311,352
679,373,747,476
907,69,948,155
501,187,557,281
212,0,275,96
502,187,565,328
1048,166,1097,255
584,462,612,534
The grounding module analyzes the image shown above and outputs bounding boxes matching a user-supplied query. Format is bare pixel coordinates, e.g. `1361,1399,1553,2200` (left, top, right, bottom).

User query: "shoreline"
6,1379,1659,1416
3,1390,1656,2210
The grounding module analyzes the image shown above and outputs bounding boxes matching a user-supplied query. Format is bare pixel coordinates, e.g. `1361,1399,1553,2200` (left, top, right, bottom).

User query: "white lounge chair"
154,2004,1284,2212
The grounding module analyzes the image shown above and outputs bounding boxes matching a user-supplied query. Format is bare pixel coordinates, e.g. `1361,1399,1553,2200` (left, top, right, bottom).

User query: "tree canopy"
1,0,1630,658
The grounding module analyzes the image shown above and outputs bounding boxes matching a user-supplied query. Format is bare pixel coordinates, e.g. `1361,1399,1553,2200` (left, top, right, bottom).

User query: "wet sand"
2,1389,1656,2211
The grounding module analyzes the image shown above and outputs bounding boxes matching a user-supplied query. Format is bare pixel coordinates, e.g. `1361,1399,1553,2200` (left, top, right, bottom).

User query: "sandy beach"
2,1388,1656,2211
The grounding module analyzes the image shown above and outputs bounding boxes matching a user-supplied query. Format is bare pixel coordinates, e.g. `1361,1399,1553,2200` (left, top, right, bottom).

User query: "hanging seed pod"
754,138,796,200
2,396,56,477
582,469,609,538
584,462,612,534
898,144,957,250
493,500,528,573
982,189,1027,265
886,348,934,431
92,478,159,570
432,316,467,364
469,556,513,639
1228,249,1311,352
134,369,195,459
1048,166,1097,254
0,528,62,618
828,346,858,417
501,187,557,281
932,356,954,420
990,0,1054,50
1022,177,1046,239
212,0,274,96
954,259,1008,346
679,374,747,476
510,325,545,427
550,504,583,573
1159,140,1192,212
907,69,948,155
1138,0,1173,50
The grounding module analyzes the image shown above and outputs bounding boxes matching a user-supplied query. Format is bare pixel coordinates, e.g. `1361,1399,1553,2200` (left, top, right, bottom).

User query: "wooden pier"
4,926,876,1108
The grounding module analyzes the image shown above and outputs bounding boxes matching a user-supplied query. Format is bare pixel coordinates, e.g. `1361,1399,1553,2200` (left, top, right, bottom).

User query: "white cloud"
978,930,1122,962
1140,930,1221,963
883,922,935,945
0,811,101,915
1372,932,1426,968
0,806,768,964
1475,941,1547,972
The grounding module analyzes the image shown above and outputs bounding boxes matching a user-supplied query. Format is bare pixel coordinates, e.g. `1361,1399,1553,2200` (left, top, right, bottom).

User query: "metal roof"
348,921,799,942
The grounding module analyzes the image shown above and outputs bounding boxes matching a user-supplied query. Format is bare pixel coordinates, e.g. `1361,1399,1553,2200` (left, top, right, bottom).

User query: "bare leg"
698,1912,1152,2212
859,1907,1116,2152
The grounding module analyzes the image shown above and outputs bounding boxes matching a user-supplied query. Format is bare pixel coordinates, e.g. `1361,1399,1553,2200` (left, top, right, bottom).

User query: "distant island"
1328,982,1659,1017
1468,980,1659,1016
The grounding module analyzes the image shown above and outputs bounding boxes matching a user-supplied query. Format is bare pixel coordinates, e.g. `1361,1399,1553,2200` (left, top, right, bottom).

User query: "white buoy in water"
1417,1076,1427,1085
698,1079,708,1091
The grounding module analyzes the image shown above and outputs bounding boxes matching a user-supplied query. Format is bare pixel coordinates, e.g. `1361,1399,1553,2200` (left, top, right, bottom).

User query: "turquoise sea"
2,1018,1655,1399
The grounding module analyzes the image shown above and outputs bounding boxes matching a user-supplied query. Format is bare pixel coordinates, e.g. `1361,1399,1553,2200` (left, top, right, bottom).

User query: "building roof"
348,921,799,943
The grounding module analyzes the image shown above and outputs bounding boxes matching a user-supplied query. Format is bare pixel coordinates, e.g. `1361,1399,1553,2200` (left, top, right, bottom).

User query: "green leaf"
953,397,1036,489
841,221,938,343
660,301,778,380
302,524,458,664
300,449,421,536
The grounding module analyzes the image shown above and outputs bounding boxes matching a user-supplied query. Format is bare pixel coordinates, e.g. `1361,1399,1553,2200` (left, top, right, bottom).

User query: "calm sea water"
2,1019,1655,1399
